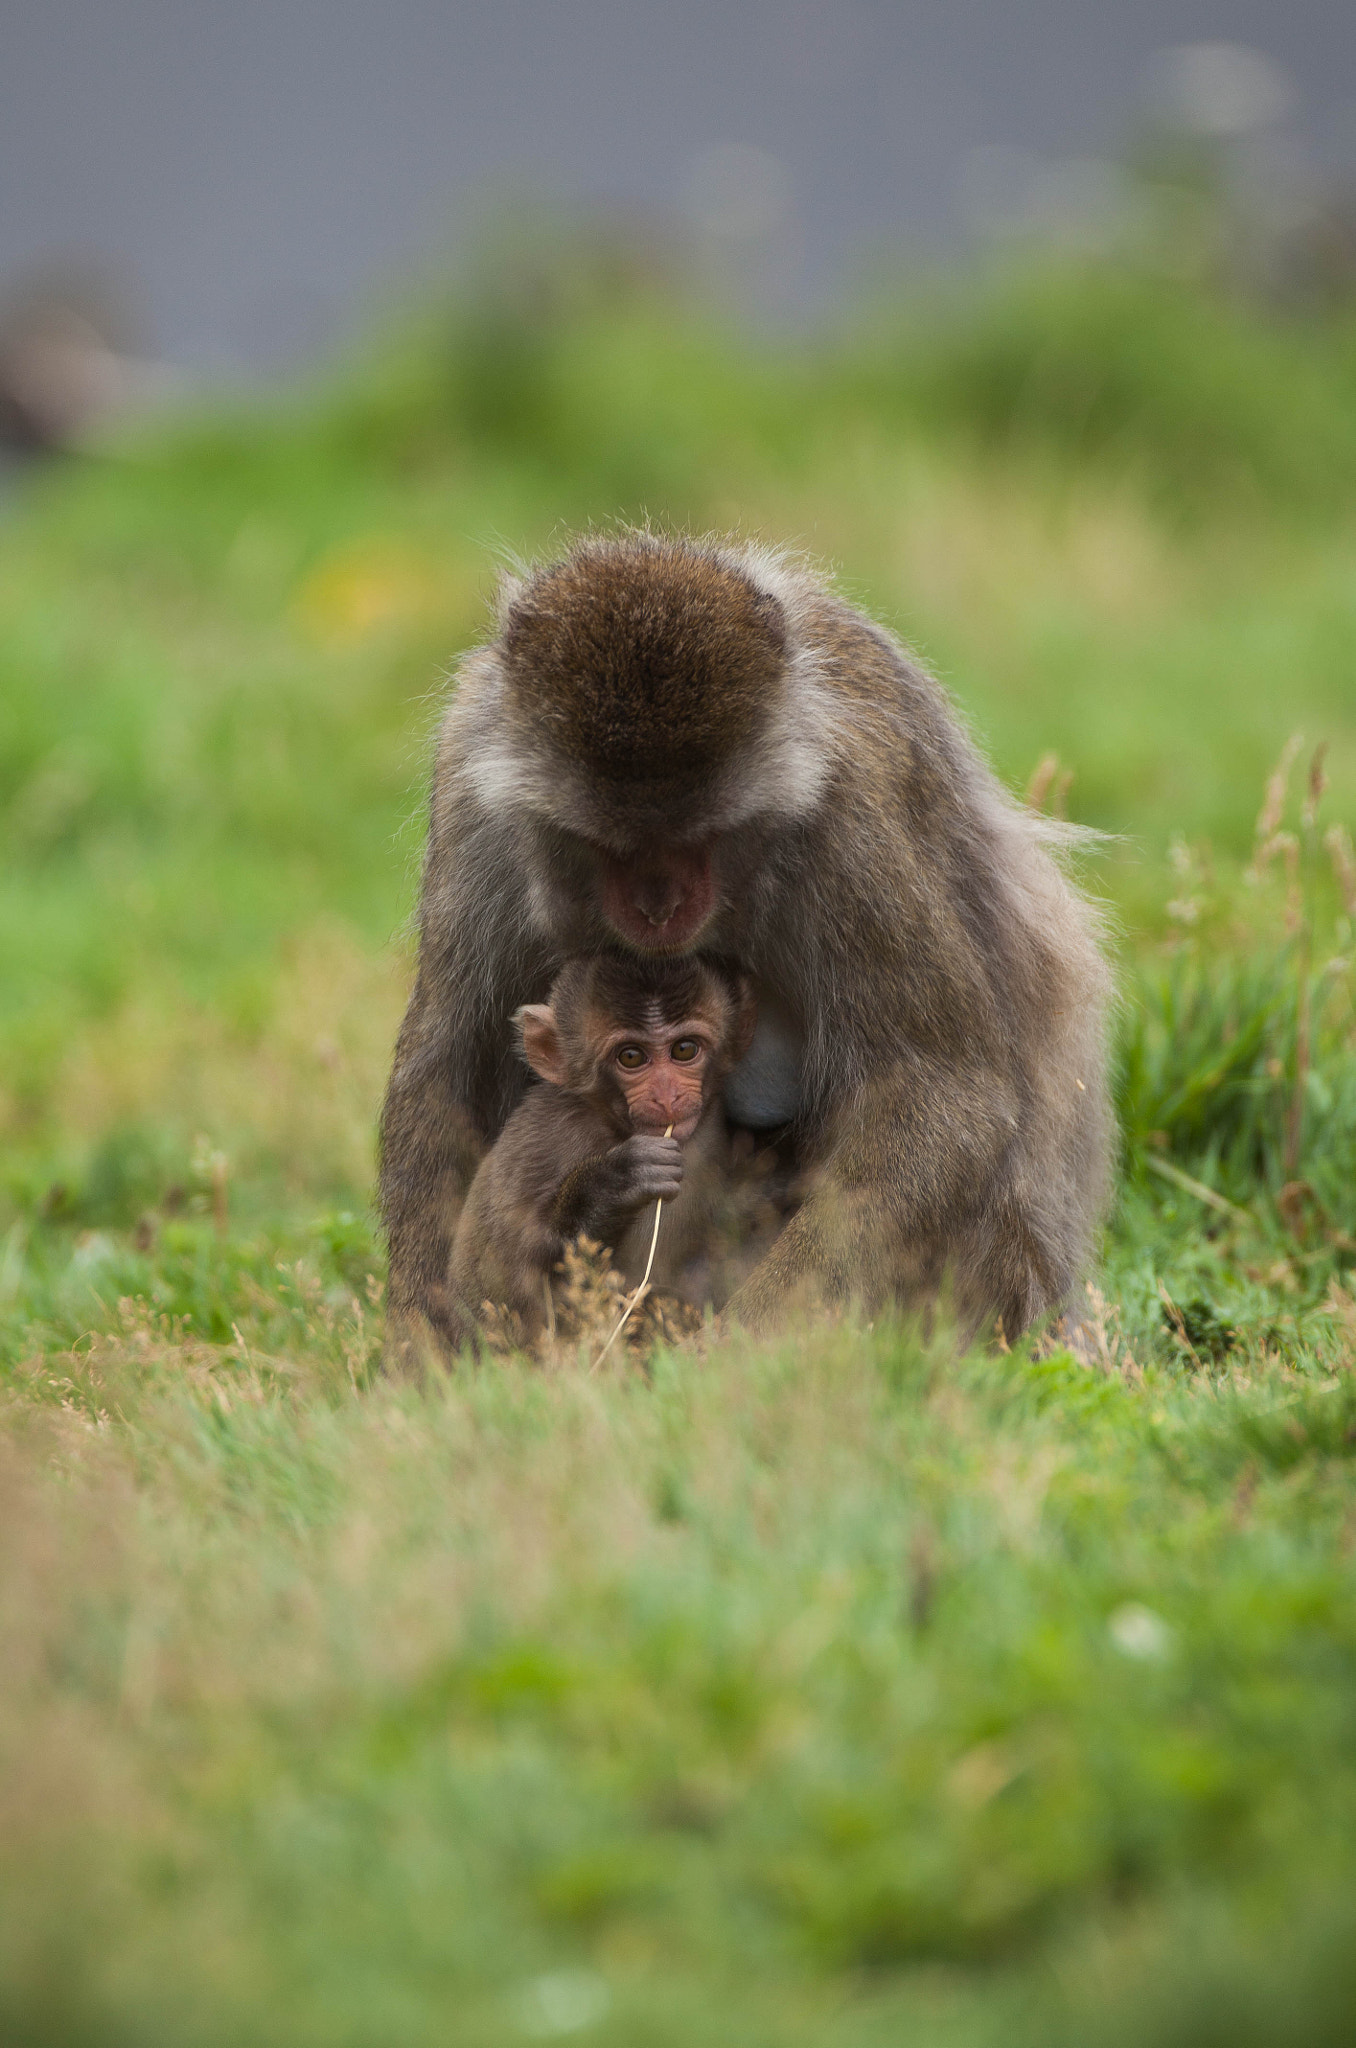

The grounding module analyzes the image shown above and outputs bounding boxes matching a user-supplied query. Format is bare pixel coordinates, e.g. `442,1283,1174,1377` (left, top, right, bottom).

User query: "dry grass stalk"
1144,1152,1249,1222
1285,961,1311,1180
591,1177,668,1374
475,1225,702,1370
1082,1282,1144,1383
1250,733,1304,857
1243,737,1338,1183
1301,740,1329,831
1026,752,1073,818
542,1237,632,1367
472,1298,533,1358
589,1122,675,1372
1284,749,1334,1176
1165,833,1208,926
1157,1282,1205,1370
1319,1278,1356,1367
1325,823,1356,918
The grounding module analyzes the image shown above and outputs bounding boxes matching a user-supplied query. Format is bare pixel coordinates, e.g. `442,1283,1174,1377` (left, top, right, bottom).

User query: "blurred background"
3,1,1356,379
1,0,1355,1242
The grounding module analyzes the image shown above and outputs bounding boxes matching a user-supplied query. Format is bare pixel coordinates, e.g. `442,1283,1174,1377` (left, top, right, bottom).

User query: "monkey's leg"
725,1057,1047,1335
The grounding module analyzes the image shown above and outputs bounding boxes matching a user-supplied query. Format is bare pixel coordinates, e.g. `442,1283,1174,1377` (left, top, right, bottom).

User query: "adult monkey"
379,531,1111,1364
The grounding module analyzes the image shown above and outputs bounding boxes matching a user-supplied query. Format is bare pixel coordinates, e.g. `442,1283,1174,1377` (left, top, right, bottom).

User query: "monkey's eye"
616,1045,648,1071
670,1038,701,1063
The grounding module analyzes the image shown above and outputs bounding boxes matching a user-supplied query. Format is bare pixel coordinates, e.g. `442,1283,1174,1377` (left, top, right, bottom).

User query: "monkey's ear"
730,979,760,1063
515,1004,568,1086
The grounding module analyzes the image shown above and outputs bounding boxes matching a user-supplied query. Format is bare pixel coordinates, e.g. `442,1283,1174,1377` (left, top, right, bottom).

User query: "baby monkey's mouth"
632,1110,701,1143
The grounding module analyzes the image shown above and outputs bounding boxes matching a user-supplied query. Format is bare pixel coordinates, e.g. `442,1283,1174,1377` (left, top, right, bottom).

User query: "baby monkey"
450,953,757,1343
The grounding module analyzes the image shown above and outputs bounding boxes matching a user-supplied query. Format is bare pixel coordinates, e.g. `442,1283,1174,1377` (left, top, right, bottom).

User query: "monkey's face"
489,536,830,956
517,955,755,1143
516,818,722,958
604,1019,718,1141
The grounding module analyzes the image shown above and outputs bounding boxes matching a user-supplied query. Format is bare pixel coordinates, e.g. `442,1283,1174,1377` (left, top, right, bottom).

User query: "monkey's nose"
635,877,684,926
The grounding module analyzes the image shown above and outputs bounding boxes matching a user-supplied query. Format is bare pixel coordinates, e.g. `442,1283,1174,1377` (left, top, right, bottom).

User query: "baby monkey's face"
604,1018,718,1142
515,955,757,1148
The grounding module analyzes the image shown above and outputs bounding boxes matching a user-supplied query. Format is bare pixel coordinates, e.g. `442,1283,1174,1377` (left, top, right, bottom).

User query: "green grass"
3,250,1356,2044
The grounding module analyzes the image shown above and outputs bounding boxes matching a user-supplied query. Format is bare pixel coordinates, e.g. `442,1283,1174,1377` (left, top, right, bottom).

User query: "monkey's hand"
553,1135,683,1247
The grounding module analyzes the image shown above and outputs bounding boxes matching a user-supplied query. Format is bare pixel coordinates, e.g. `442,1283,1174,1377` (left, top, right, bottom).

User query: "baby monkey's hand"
552,1134,683,1250
608,1133,683,1211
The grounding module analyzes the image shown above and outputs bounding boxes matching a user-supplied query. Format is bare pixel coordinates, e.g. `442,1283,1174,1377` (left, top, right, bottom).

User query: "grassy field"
3,250,1356,2044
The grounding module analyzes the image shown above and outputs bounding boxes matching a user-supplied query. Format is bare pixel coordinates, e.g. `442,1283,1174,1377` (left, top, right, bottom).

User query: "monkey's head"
515,954,757,1142
479,535,831,954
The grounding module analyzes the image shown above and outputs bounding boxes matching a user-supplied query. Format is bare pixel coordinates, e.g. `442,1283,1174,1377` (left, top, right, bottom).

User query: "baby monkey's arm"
550,1134,683,1251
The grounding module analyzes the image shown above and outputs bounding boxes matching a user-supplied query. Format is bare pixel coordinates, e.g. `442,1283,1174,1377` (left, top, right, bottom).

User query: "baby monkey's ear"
515,1004,568,1087
730,976,759,1064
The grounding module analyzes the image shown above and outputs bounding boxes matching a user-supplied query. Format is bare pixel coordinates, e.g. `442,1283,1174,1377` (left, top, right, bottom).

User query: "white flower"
1108,1602,1174,1661
517,1970,612,2038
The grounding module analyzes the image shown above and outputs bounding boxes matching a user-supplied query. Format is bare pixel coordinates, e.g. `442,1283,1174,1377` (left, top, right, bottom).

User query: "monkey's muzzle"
600,845,716,953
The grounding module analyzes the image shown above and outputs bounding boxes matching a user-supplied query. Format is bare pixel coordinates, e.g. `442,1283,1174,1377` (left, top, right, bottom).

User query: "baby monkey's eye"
670,1038,701,1063
616,1045,648,1071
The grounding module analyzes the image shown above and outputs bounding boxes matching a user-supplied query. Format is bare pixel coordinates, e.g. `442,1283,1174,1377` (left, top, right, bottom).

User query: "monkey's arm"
451,1122,682,1326
450,1180,565,1327
378,708,552,1368
379,965,494,1362
726,1049,1021,1329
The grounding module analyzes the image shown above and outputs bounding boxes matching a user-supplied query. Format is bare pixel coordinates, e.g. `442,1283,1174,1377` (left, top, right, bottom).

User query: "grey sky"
3,1,1353,369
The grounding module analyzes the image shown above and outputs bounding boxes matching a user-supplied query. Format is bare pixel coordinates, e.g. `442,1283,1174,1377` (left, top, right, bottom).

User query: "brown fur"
379,530,1113,1366
450,954,753,1341
502,547,786,791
